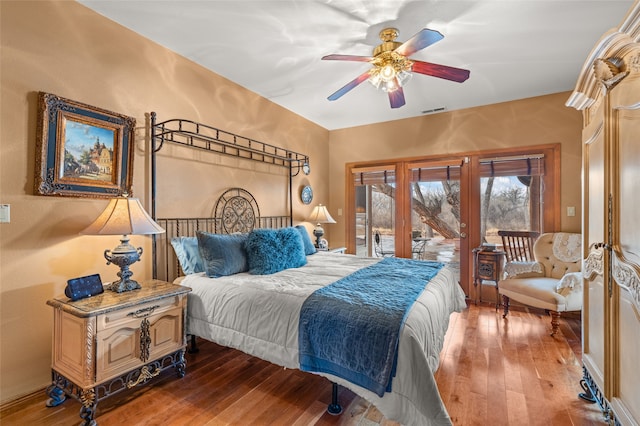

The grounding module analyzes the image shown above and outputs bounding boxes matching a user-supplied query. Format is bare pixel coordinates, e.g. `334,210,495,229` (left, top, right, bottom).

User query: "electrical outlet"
567,206,576,217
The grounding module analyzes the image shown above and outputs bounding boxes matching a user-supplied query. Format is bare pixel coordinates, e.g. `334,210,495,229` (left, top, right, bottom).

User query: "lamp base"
104,236,143,293
107,279,141,293
313,225,325,248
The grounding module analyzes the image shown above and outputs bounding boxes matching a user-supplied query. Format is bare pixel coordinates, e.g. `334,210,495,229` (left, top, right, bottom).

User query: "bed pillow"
170,236,204,275
196,231,248,277
295,225,317,255
245,227,307,275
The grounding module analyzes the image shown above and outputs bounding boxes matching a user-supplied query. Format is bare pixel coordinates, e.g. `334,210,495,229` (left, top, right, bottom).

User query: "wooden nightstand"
317,247,347,254
473,248,505,309
45,280,191,425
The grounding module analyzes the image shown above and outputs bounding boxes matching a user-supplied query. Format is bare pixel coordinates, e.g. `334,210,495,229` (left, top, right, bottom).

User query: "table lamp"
307,204,336,248
81,196,165,293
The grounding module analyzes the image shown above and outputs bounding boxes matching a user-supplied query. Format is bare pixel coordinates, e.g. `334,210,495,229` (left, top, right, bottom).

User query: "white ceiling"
79,0,633,130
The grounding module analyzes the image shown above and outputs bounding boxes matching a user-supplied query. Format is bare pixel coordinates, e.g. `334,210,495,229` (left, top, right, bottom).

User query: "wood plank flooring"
1,301,606,425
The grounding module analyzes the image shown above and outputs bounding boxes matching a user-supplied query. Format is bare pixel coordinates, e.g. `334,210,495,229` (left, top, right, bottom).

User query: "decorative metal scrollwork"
128,305,160,318
214,188,260,234
80,388,96,408
127,366,160,388
139,318,151,362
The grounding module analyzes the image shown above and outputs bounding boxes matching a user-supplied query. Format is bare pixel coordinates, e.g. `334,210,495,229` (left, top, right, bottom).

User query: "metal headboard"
149,112,309,280
214,188,260,234
154,188,290,282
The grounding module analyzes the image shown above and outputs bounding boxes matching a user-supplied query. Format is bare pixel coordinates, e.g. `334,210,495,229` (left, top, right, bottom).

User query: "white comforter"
179,252,467,425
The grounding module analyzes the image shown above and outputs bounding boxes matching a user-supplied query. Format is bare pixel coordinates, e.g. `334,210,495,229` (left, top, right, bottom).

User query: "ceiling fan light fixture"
368,51,413,92
322,27,469,108
382,79,399,93
397,69,412,85
380,64,396,81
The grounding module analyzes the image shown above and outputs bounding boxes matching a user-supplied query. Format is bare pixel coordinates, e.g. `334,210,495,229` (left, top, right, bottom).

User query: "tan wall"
0,1,328,403
327,93,583,247
0,0,582,406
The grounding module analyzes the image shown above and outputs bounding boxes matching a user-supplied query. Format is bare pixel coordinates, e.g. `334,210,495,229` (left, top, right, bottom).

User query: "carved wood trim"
584,249,604,280
594,58,629,91
612,254,640,312
85,319,94,384
566,2,640,113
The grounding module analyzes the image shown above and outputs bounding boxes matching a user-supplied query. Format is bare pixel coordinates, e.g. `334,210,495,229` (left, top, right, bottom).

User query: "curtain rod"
479,153,544,163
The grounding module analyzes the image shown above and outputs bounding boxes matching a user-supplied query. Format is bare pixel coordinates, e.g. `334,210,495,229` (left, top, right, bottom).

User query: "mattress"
179,251,467,425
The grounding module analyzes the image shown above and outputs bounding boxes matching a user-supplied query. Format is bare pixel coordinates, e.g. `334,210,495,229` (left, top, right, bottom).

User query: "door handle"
460,232,467,238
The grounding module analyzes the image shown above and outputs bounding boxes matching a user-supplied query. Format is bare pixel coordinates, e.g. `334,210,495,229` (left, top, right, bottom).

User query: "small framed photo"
35,92,136,198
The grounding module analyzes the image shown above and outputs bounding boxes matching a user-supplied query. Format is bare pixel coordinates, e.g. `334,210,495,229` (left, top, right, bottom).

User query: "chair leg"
502,295,510,318
550,311,561,336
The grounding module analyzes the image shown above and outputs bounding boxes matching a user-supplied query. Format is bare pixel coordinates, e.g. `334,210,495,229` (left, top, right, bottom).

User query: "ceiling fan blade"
327,71,371,101
395,28,444,57
412,60,470,83
322,54,373,62
388,85,406,108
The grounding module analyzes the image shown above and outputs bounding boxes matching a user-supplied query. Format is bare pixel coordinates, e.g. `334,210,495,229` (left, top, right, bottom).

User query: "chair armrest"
503,261,545,279
556,272,583,297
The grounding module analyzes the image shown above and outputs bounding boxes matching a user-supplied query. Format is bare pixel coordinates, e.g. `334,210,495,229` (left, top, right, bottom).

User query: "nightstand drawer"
98,295,180,331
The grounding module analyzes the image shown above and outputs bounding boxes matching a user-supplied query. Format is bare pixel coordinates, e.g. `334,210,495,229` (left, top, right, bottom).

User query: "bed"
181,253,464,425
150,115,466,425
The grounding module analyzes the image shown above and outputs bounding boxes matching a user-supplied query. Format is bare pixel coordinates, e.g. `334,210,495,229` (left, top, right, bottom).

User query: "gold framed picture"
35,92,135,198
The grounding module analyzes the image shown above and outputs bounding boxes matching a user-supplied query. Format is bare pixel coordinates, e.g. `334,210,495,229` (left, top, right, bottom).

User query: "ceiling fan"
322,27,470,108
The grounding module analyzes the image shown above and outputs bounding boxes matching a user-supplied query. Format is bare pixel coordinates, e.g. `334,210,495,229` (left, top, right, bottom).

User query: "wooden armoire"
566,2,640,425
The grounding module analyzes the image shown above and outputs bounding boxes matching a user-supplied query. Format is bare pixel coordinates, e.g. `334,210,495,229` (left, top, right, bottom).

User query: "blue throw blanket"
298,257,444,397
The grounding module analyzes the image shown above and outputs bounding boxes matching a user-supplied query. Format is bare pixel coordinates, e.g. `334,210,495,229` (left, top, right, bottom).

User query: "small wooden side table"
317,247,347,254
473,248,505,309
45,280,191,426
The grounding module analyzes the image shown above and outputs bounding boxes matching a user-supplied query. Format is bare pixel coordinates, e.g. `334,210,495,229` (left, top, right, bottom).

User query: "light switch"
337,208,342,216
0,204,10,223
567,206,576,217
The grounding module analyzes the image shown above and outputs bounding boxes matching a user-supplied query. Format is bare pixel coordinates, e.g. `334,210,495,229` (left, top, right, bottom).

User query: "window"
479,154,545,246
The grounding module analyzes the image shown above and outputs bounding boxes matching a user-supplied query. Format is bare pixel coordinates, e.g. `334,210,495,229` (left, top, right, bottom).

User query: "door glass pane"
353,168,396,258
409,165,461,282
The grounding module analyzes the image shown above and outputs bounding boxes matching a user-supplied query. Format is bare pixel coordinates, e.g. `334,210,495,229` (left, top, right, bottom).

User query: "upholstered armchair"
498,232,582,336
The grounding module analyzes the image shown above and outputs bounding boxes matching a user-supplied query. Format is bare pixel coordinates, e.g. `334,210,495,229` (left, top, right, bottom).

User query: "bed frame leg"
327,382,342,415
188,335,199,353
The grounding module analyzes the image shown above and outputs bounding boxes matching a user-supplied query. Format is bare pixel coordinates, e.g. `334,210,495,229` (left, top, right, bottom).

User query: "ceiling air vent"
421,107,447,114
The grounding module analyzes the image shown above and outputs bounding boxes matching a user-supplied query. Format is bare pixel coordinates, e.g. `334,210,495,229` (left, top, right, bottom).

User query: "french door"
346,145,559,297
348,158,469,290
352,165,397,258
407,160,466,285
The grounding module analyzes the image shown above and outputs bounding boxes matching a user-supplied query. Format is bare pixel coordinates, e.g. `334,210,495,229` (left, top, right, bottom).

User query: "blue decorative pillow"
196,231,248,277
170,236,204,275
295,225,317,255
280,227,307,268
245,228,307,275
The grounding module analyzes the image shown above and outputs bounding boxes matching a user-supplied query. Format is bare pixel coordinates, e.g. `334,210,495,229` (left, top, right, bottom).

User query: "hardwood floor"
1,301,606,425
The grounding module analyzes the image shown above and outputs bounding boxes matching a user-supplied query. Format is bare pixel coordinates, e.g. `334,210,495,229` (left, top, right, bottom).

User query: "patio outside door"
407,159,465,284
352,165,396,258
